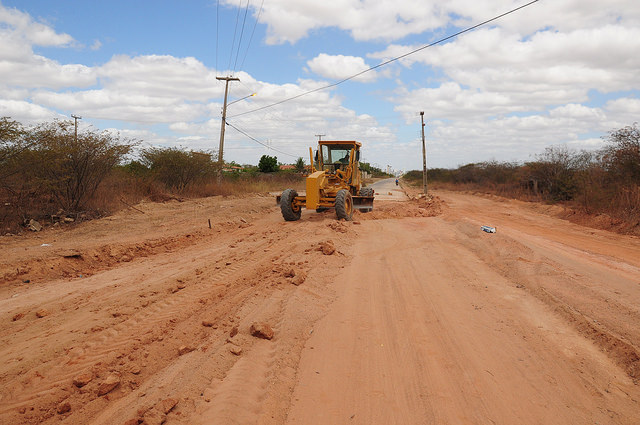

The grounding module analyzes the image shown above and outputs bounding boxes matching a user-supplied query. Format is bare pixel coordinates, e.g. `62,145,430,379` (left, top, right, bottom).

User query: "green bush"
258,155,279,172
10,120,134,211
141,147,217,191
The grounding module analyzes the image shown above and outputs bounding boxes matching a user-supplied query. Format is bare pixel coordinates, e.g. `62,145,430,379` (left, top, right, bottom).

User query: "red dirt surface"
1,187,639,424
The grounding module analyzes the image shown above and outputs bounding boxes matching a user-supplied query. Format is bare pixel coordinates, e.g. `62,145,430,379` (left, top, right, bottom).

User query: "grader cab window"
320,145,352,171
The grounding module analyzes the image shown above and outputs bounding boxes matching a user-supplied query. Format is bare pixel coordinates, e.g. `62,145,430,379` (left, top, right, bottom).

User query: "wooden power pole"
420,111,427,195
216,76,239,167
71,114,81,143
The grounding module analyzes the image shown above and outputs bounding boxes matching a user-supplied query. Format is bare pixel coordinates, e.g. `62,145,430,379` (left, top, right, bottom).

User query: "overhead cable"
228,0,540,118
225,120,299,158
239,0,265,70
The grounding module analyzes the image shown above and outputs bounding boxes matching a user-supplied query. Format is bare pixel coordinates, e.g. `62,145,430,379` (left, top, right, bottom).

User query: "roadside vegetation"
404,123,640,233
0,118,304,234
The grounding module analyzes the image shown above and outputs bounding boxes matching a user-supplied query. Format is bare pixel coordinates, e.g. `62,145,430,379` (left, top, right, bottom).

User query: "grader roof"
318,140,361,147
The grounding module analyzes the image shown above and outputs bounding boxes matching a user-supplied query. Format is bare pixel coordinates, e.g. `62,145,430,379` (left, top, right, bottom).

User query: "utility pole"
315,134,325,142
420,111,427,195
216,76,239,167
71,114,81,143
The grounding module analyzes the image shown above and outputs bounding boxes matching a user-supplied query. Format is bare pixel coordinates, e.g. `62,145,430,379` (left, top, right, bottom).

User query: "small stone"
64,217,75,223
28,219,42,232
284,268,295,278
128,363,141,375
35,309,49,318
97,373,120,396
123,419,139,425
157,398,178,414
143,408,165,425
177,345,194,356
202,320,214,327
229,345,243,355
56,401,71,414
319,241,335,255
12,312,24,321
250,322,274,340
291,271,307,286
229,326,238,338
73,372,93,387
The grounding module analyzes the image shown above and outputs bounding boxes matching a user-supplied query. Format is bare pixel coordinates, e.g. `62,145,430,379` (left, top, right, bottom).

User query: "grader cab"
278,140,374,221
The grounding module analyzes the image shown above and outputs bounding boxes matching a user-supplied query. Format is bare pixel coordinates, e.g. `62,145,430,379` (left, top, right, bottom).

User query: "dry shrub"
403,124,640,234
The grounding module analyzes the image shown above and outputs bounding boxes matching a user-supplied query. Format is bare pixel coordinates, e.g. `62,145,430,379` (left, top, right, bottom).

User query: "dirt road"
1,190,639,424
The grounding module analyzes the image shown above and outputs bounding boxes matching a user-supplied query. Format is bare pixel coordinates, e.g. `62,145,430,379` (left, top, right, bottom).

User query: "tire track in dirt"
0,249,268,415
0,200,360,424
442,195,640,383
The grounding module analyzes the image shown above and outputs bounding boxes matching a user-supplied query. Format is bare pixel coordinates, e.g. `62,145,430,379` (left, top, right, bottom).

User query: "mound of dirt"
357,196,443,220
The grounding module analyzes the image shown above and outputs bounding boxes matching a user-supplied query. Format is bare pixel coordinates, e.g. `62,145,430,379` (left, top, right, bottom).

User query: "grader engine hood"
305,171,326,210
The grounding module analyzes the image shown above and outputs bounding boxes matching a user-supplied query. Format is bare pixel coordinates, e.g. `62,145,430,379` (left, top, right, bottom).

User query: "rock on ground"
97,373,120,396
250,322,274,340
73,372,93,388
56,401,71,414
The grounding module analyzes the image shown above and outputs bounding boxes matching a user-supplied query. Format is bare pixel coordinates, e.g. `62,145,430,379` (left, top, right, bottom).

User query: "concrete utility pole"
420,111,427,195
216,76,240,167
71,114,81,143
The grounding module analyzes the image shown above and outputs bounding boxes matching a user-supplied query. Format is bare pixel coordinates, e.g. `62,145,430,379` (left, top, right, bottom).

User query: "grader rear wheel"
335,189,353,221
359,187,374,213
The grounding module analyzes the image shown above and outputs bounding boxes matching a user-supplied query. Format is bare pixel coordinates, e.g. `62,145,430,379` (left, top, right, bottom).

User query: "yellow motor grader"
278,140,374,221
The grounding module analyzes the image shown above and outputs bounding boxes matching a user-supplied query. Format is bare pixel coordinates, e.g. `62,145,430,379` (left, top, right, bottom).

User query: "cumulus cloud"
226,0,640,45
0,5,73,47
0,5,94,90
0,99,59,122
222,0,446,44
306,54,377,82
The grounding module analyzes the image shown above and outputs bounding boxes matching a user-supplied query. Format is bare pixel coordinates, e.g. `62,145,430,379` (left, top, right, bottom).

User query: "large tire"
359,187,374,212
280,189,301,221
359,187,374,197
335,189,354,221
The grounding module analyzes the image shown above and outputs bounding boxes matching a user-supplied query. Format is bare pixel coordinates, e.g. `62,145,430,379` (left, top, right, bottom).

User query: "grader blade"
352,195,374,210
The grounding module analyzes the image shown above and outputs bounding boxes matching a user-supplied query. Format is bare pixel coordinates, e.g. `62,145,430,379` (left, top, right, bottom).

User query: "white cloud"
0,5,73,47
0,5,94,89
231,0,640,45
224,0,446,44
306,54,377,82
90,39,102,51
0,99,59,122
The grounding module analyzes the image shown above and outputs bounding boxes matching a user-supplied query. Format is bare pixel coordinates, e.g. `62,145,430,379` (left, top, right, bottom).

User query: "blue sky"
1,0,639,172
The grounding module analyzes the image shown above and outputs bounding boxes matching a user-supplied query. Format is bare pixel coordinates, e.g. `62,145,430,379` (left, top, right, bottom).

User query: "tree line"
0,118,302,232
405,123,640,227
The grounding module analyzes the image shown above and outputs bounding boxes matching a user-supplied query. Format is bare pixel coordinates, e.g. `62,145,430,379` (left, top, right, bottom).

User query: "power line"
227,0,244,72
229,0,540,118
225,120,299,158
215,0,219,72
239,0,264,70
233,0,252,73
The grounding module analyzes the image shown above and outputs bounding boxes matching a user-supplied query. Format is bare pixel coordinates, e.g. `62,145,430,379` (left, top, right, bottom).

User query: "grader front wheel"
335,189,353,221
280,189,301,221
